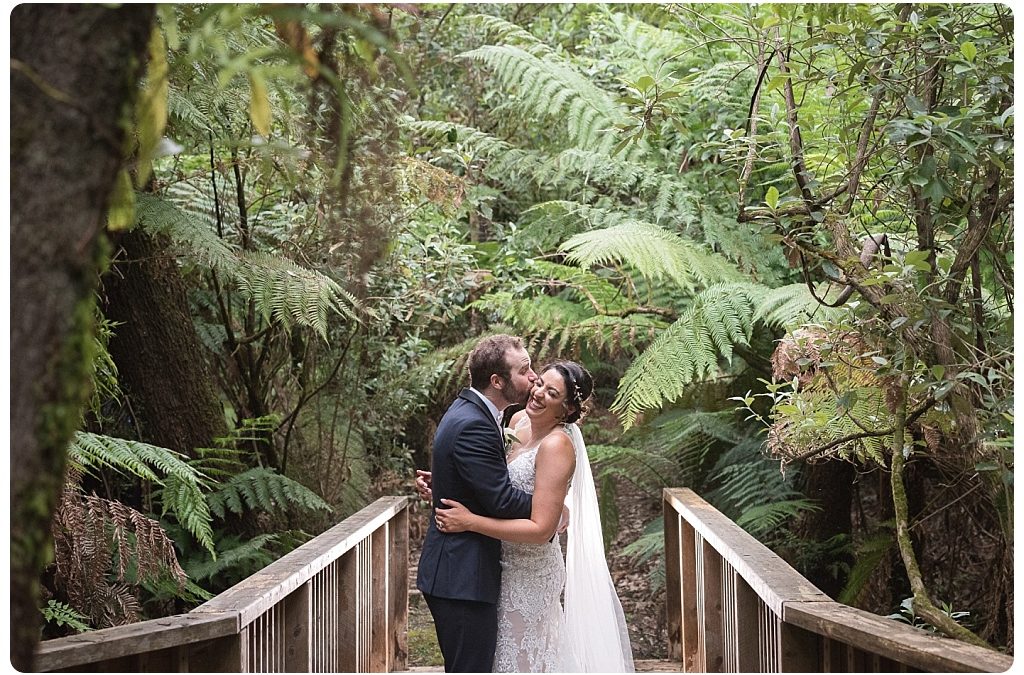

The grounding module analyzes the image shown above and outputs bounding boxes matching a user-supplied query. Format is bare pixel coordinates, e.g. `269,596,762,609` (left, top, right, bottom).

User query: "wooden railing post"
680,517,699,672
339,548,359,672
284,582,311,672
733,571,759,672
389,506,410,672
698,535,724,672
370,525,389,672
780,622,819,672
203,628,249,672
664,499,683,661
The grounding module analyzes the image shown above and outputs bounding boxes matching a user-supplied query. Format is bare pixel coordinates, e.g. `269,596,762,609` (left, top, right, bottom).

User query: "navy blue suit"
416,389,532,671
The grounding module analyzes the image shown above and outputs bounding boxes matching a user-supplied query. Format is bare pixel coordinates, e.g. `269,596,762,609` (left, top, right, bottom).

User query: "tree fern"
735,499,822,535
561,221,742,292
458,44,625,152
553,150,697,224
155,476,215,556
135,191,361,338
464,14,555,57
205,466,331,519
236,251,360,337
611,284,761,428
184,533,279,583
135,191,238,273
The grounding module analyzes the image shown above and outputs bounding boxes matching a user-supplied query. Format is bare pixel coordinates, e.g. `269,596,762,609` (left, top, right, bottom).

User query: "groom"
416,334,537,672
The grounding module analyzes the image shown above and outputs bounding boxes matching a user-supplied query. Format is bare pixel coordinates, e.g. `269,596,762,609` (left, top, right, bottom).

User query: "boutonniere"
503,428,520,454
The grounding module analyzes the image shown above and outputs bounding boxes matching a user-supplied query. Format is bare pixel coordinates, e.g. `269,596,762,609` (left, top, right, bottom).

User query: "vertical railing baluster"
721,562,734,671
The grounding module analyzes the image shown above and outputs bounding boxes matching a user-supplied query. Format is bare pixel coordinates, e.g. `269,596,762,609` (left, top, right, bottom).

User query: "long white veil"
563,423,635,673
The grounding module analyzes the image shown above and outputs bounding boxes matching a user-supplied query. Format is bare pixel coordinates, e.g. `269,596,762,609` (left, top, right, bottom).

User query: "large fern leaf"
611,284,762,428
561,221,742,292
459,44,625,152
236,252,359,337
205,467,331,519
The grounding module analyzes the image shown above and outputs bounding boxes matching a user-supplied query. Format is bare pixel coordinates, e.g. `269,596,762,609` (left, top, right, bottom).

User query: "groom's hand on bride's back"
414,469,432,502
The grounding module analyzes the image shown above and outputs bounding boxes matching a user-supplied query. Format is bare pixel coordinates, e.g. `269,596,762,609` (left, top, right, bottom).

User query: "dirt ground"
404,476,666,667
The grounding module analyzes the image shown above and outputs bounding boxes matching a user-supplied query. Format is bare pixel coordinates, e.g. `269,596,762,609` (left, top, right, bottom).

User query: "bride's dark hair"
543,361,593,424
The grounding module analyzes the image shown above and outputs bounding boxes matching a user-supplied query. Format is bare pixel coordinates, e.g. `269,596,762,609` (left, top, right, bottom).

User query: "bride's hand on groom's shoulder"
435,498,474,533
414,470,432,502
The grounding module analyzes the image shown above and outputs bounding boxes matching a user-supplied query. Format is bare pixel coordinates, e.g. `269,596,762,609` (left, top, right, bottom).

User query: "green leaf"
960,41,977,62
765,186,780,209
824,23,852,35
249,71,272,138
635,75,655,91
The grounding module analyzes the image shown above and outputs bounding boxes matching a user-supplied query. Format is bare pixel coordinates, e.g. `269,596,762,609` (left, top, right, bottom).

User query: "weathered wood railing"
663,488,1012,673
36,496,410,673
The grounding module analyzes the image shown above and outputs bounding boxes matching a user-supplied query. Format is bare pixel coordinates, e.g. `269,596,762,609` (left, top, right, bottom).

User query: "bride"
434,361,634,673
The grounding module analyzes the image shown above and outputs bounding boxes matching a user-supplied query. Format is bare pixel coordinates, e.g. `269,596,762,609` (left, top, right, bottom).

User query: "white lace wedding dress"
493,424,634,673
493,444,569,672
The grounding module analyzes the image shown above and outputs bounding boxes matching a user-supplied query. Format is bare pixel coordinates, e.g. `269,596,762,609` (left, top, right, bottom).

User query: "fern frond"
735,499,821,535
155,476,215,556
236,252,359,337
205,467,331,519
135,192,238,273
459,44,625,151
185,533,278,582
561,221,742,292
553,150,697,224
755,282,840,329
588,444,677,491
41,600,92,633
67,433,206,486
464,14,555,57
611,284,762,428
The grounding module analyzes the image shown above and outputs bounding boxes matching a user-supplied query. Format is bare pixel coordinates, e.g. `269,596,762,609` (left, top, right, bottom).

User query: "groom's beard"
504,379,533,409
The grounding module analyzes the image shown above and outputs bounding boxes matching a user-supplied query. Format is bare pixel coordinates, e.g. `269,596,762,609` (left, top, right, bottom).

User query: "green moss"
12,234,109,620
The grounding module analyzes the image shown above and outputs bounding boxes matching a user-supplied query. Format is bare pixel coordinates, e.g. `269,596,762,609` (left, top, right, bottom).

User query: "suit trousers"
423,593,498,673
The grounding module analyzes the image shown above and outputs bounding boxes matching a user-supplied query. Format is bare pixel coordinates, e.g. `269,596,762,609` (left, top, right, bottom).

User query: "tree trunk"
796,461,855,599
10,5,154,670
102,229,227,455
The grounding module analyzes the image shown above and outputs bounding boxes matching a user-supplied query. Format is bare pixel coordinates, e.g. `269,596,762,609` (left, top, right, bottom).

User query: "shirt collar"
468,387,503,428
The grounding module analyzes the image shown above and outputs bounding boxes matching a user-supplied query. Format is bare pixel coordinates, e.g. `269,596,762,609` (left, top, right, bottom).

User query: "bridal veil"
563,423,635,672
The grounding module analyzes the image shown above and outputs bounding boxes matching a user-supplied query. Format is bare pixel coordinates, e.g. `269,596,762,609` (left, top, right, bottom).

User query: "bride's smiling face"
524,369,571,424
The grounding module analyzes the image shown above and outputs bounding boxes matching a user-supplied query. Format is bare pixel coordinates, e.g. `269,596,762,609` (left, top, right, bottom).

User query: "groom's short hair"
468,334,523,390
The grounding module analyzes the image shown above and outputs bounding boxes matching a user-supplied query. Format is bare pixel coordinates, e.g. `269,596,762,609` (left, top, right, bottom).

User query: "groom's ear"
490,373,504,390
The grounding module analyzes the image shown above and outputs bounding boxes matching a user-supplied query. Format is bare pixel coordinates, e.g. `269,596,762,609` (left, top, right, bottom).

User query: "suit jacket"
416,389,533,603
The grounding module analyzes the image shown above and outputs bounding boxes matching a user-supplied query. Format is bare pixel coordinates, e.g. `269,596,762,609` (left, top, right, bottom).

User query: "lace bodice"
493,445,569,672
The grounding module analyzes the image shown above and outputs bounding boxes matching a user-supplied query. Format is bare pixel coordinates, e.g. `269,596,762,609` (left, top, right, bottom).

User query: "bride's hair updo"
543,361,593,424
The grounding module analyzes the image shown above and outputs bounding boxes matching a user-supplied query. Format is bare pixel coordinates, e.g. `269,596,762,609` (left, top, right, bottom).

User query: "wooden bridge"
36,490,1011,672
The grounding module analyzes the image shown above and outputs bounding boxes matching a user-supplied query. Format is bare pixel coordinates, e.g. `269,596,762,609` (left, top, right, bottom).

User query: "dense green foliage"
42,3,1011,651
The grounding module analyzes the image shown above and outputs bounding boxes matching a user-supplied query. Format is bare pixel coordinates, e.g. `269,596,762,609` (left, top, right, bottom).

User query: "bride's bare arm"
436,432,575,544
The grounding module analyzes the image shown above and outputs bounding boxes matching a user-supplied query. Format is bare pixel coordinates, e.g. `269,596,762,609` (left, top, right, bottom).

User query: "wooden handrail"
35,495,411,673
663,488,1012,673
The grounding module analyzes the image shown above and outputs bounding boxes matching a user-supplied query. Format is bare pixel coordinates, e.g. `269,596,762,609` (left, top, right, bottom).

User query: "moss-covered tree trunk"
102,229,227,456
10,5,154,670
